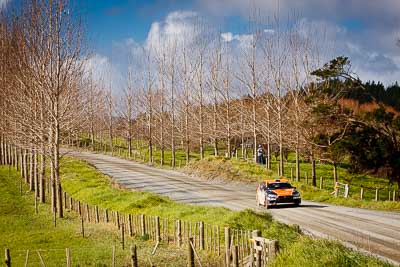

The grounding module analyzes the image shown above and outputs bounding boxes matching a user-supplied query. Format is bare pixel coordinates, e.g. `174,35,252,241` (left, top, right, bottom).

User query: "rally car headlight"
267,192,278,200
293,190,301,199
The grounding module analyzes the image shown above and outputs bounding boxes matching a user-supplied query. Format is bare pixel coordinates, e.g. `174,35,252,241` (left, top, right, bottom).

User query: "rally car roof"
265,178,289,184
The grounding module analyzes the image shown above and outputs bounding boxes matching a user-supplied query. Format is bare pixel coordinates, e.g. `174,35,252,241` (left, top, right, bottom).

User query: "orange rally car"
256,179,301,208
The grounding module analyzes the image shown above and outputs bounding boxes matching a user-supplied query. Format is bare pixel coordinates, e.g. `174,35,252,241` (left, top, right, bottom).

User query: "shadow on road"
297,204,328,208
266,204,328,209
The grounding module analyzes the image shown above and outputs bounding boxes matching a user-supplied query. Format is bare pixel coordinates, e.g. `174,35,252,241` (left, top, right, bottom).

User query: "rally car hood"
271,188,294,196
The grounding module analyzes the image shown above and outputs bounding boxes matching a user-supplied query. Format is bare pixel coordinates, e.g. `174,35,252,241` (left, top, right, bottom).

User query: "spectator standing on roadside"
257,145,264,164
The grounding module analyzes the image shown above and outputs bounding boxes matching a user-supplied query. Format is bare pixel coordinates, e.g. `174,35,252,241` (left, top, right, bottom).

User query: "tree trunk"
34,151,39,198
90,120,95,150
198,54,204,160
199,113,204,160
51,161,56,213
295,147,300,182
252,102,257,163
171,67,176,168
213,101,218,157
241,107,244,159
40,152,46,203
311,159,316,186
266,110,271,170
24,150,28,183
185,102,190,164
54,120,63,218
148,122,153,164
29,148,34,191
0,136,3,165
160,116,164,165
279,142,284,176
333,161,338,184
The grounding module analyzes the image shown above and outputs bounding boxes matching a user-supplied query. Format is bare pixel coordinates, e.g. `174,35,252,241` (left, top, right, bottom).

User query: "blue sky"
1,0,399,88
83,0,253,55
82,0,193,53
84,0,399,87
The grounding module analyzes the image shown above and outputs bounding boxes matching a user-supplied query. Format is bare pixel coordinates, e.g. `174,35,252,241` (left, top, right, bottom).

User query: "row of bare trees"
78,15,342,187
0,0,87,217
0,1,348,216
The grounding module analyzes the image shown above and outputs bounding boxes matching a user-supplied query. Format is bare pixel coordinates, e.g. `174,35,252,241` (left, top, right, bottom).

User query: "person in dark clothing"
257,145,264,164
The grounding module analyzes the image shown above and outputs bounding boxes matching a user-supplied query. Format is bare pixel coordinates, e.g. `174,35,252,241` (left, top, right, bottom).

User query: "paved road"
68,150,400,265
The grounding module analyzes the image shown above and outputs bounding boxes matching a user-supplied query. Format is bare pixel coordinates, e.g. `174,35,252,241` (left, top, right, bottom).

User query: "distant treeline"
345,81,400,111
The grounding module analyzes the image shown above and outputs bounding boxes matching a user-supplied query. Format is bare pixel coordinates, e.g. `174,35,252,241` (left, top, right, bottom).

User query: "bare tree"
167,40,178,167
209,39,222,157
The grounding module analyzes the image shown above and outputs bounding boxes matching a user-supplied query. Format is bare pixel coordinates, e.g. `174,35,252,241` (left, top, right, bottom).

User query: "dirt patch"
183,157,259,183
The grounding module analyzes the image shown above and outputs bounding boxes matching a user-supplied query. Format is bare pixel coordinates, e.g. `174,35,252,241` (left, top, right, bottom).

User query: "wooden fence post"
66,248,71,267
130,245,138,267
269,240,279,262
5,248,10,267
95,206,99,223
177,220,182,247
199,221,204,250
69,197,73,211
394,190,396,202
86,204,90,222
64,192,67,210
116,211,120,229
78,201,81,216
305,172,308,184
141,214,146,236
375,188,379,201
187,237,195,267
252,230,261,267
290,168,293,180
344,184,349,198
319,176,323,190
155,216,160,242
360,186,364,200
105,209,109,223
121,223,125,249
128,214,133,237
112,246,116,267
232,245,239,267
225,227,231,266
81,217,85,238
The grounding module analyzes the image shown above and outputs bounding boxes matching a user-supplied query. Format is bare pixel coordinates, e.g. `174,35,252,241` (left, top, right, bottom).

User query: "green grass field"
59,157,391,266
0,166,222,266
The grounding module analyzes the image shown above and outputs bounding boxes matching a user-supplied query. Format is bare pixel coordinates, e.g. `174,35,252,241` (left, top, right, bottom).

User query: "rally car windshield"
267,182,293,189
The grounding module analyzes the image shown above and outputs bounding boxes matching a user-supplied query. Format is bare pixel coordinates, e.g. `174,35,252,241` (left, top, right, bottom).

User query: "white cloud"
83,53,124,93
221,32,233,42
145,10,200,53
221,32,254,48
263,29,275,34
